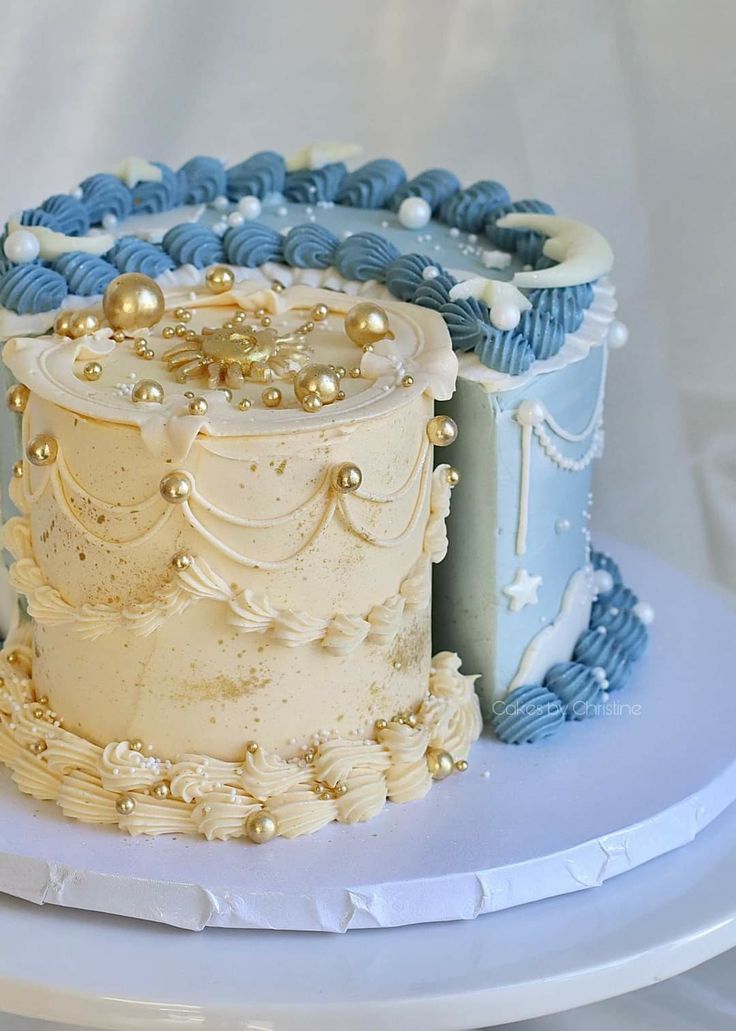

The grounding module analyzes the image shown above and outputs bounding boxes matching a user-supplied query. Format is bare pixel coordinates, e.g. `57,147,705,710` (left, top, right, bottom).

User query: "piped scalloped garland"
492,550,654,744
0,636,481,843
0,150,605,379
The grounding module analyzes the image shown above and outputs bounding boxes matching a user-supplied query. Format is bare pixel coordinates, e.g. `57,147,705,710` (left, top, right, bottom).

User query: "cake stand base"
0,537,734,933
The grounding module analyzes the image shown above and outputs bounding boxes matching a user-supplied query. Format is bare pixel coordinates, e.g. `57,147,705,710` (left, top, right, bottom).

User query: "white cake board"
0,537,734,934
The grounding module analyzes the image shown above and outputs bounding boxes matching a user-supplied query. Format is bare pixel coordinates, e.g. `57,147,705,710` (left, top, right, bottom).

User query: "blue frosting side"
19,208,61,231
0,264,67,314
385,253,444,302
222,223,283,267
515,232,548,267
53,252,118,296
527,286,586,334
591,550,623,587
282,224,339,268
388,168,461,213
40,195,90,236
412,273,456,311
475,328,535,375
284,163,346,203
336,159,406,209
79,174,133,224
517,308,565,360
492,684,565,744
439,297,492,353
439,180,511,233
177,156,226,205
590,607,648,662
485,199,555,252
591,584,638,623
162,224,225,268
225,151,286,201
131,162,180,214
544,662,606,720
573,628,631,692
107,236,175,277
334,232,400,282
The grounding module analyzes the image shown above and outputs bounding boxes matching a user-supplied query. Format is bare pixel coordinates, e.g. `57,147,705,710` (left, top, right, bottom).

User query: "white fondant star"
115,157,163,189
503,569,543,613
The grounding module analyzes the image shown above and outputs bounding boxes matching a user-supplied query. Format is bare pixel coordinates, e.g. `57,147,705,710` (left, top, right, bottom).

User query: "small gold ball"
205,265,235,294
115,794,136,816
262,387,282,408
233,311,247,323
131,379,164,404
53,310,74,337
12,460,23,478
349,367,361,379
162,326,175,339
134,338,148,354
26,433,58,467
335,366,346,379
238,398,252,411
333,462,362,494
426,748,455,780
30,740,47,754
219,388,233,402
455,759,469,772
6,383,30,414
336,390,346,401
159,472,191,504
246,740,259,754
294,363,340,406
37,696,48,706
301,392,322,413
112,330,127,344
344,302,393,347
174,324,187,337
260,315,272,328
67,310,101,340
426,415,458,447
271,279,285,293
103,273,165,332
32,706,45,720
312,303,329,321
245,809,277,844
185,329,197,341
374,719,388,732
172,551,192,571
188,396,208,416
183,391,195,399
402,375,414,388
82,361,102,382
152,782,170,800
129,739,144,753
143,348,155,360
446,467,460,487
303,750,315,763
173,307,191,322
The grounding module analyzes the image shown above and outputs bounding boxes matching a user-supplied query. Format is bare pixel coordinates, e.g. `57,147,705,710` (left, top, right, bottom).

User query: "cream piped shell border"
0,628,482,842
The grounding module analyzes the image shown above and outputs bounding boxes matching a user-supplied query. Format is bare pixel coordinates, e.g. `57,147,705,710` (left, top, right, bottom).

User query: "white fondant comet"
449,277,531,330
7,220,114,261
496,214,614,289
286,142,363,172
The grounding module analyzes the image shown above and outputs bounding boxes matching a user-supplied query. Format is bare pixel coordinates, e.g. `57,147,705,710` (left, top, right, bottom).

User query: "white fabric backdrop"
0,2,733,1027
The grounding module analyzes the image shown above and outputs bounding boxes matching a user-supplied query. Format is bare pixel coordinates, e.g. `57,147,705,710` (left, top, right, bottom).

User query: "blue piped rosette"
493,550,652,744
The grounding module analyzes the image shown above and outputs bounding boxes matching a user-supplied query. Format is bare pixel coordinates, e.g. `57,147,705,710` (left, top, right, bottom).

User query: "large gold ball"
333,462,362,494
446,467,460,487
160,472,191,504
262,387,282,408
293,364,340,405
245,809,277,844
131,379,164,404
152,782,170,800
54,310,74,337
67,310,101,340
344,302,393,347
82,361,103,382
115,794,136,816
188,396,208,416
103,273,165,332
6,383,29,414
205,265,235,294
426,415,458,447
171,550,193,571
26,433,58,467
426,748,455,780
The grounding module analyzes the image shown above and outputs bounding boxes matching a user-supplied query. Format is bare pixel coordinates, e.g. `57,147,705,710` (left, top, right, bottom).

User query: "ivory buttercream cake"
0,147,651,842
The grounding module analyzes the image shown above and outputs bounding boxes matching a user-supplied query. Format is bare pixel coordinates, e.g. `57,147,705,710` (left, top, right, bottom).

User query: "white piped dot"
212,195,229,212
594,569,614,596
608,320,629,349
227,211,244,228
422,265,440,280
555,518,571,534
633,600,655,626
516,398,546,426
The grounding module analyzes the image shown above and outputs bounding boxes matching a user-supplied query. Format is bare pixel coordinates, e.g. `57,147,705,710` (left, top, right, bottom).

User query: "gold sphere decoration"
188,396,208,416
349,366,361,379
246,809,277,844
426,748,455,780
294,364,340,406
171,551,192,571
446,467,460,487
374,718,388,731
26,433,58,467
246,740,259,754
333,462,362,494
115,794,137,816
152,782,170,800
82,361,103,382
12,460,23,479
129,739,144,753
426,415,458,447
53,310,74,337
131,379,164,404
205,265,235,294
344,302,393,347
402,375,414,388
262,387,282,408
6,383,29,414
238,398,252,411
301,392,322,414
160,472,191,504
312,303,329,321
30,739,47,755
67,310,101,340
455,759,469,773
103,273,165,333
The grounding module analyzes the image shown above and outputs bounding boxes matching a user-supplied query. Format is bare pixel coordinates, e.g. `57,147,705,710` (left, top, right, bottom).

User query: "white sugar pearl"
227,211,244,227
212,195,229,212
71,186,83,200
594,569,614,595
102,213,118,230
517,398,546,426
238,195,262,220
276,205,288,217
633,600,655,626
3,229,40,264
398,196,431,230
421,265,440,280
608,320,629,349
490,301,521,331
555,518,571,534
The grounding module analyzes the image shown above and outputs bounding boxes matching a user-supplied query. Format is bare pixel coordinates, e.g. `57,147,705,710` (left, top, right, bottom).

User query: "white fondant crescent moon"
115,157,163,188
286,142,363,172
496,214,614,289
8,220,115,261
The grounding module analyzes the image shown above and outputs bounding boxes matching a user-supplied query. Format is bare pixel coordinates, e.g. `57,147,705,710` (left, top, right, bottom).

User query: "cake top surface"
0,146,615,392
